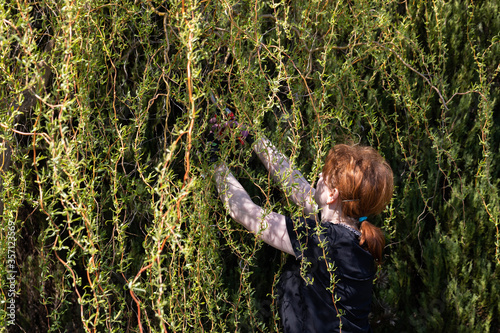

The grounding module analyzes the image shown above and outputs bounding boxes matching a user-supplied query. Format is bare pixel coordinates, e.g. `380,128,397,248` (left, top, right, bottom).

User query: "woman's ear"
327,188,339,204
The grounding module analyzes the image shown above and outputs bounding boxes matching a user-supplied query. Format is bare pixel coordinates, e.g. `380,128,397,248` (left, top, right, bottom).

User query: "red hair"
322,144,394,263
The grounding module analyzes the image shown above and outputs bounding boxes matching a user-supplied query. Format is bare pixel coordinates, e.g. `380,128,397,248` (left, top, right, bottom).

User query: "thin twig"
0,122,51,144
373,41,449,110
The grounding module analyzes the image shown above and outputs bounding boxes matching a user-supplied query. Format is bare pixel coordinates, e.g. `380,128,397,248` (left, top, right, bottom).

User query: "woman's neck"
320,206,359,230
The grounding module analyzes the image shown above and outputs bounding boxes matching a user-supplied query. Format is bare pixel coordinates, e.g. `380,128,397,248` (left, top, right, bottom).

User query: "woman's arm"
214,163,294,255
253,137,317,217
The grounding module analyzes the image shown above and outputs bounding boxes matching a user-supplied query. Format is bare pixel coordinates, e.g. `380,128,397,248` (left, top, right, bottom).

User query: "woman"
213,135,393,332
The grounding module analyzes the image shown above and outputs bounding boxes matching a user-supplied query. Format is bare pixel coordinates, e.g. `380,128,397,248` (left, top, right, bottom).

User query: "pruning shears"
208,92,250,146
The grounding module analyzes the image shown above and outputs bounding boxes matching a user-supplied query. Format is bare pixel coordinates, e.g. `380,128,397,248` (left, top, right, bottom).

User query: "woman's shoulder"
286,216,361,246
293,216,362,238
327,222,361,238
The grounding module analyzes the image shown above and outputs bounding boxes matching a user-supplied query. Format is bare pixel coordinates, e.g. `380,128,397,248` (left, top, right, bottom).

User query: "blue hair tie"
358,216,367,222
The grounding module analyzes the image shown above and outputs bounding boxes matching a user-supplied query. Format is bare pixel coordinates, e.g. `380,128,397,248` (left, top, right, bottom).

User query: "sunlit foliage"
1,0,499,331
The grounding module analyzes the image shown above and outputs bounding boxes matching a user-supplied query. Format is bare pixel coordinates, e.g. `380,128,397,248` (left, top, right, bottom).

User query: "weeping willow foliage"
1,0,499,332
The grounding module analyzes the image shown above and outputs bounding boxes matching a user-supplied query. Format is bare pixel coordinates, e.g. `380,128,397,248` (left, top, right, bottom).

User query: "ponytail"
359,220,385,264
